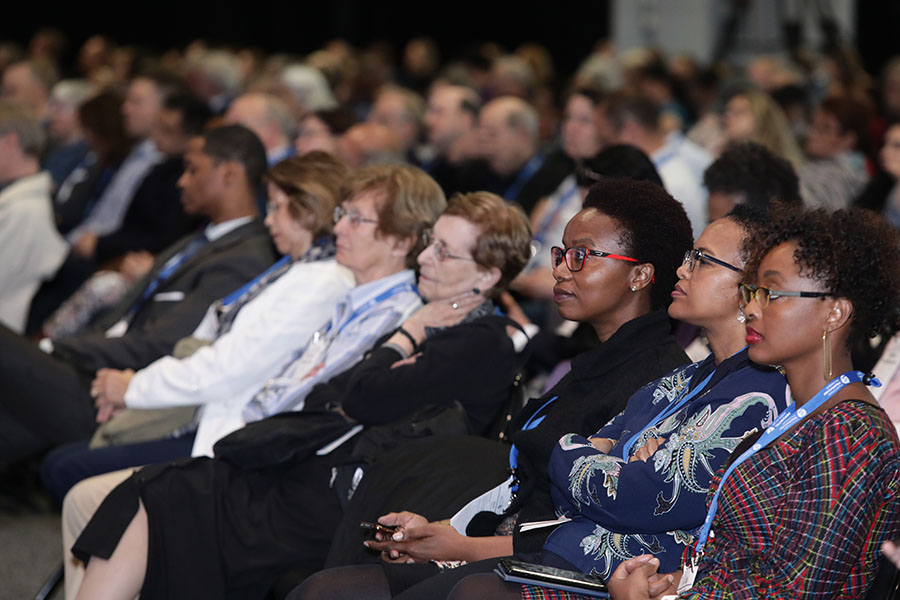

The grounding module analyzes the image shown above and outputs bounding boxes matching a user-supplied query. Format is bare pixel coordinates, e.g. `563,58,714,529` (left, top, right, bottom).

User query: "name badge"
677,561,698,594
105,319,129,338
153,291,185,301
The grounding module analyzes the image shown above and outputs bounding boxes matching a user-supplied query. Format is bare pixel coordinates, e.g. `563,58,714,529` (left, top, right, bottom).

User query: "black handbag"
349,400,471,461
212,409,355,469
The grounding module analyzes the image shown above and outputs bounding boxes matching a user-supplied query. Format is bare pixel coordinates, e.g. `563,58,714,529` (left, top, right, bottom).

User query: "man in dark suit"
0,124,276,463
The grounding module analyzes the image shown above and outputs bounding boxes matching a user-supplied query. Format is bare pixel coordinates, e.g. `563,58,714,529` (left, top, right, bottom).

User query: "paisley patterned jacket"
542,348,789,579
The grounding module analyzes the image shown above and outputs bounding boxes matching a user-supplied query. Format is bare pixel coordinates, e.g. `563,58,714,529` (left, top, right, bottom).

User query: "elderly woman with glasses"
317,204,796,600
68,190,538,600
609,208,900,599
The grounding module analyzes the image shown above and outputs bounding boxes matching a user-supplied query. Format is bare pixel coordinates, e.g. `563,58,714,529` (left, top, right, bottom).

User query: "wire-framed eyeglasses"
739,282,830,309
333,205,378,227
422,229,476,262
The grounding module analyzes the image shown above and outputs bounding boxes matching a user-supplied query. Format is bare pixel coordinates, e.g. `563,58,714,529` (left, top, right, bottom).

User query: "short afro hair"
704,141,801,207
747,208,900,346
576,144,664,189
583,178,693,310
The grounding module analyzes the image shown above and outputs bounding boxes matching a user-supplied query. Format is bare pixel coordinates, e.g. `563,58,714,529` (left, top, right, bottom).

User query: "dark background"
2,1,898,80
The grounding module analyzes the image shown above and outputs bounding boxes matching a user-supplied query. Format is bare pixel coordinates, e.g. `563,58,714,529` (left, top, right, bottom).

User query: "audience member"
43,79,96,187
224,92,296,166
602,93,709,237
368,84,425,164
476,96,570,214
183,49,244,115
28,90,134,331
65,71,174,255
514,88,609,303
280,64,338,118
294,108,357,157
0,100,67,333
92,91,210,263
704,141,802,221
26,91,210,334
0,125,276,464
721,88,805,169
338,122,403,168
421,83,481,195
511,144,662,333
1,58,56,123
855,121,900,226
800,94,872,209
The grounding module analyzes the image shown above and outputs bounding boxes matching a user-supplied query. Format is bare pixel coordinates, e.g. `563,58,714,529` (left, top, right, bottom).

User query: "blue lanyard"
509,395,559,492
621,371,714,459
324,282,418,338
533,180,579,247
127,233,208,318
693,370,881,556
504,155,545,202
221,255,291,306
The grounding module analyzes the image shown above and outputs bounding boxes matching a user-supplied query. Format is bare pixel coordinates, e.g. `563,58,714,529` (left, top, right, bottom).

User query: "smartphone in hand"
360,521,398,538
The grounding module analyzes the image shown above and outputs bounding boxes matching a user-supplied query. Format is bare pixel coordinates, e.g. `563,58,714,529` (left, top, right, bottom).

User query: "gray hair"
280,64,337,112
50,79,96,108
505,98,539,144
187,50,244,97
0,100,45,157
264,94,298,141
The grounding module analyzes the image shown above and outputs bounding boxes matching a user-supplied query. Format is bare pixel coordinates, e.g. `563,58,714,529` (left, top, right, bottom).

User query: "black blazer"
53,218,276,373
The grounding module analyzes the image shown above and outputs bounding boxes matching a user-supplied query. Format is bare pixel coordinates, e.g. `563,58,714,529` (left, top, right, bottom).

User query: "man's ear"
219,160,243,187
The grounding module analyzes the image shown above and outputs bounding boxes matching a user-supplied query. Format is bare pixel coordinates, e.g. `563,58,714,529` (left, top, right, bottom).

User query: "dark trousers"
41,434,197,504
0,325,95,463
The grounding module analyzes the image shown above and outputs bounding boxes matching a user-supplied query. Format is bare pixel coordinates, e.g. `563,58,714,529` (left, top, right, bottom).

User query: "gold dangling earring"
823,329,833,381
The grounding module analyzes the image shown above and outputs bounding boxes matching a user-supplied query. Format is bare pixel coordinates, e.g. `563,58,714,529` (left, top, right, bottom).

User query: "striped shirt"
241,269,421,421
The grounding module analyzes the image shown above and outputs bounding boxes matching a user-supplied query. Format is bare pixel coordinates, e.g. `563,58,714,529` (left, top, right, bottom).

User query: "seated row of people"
3,119,896,598
54,159,900,600
297,207,900,599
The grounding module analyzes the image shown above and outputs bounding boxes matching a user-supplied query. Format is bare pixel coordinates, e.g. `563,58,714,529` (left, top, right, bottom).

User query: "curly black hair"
727,202,795,265
583,178,693,310
746,208,900,346
704,141,801,207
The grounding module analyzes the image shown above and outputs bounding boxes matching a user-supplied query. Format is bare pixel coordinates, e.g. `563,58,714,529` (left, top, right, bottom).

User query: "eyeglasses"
551,245,639,272
683,249,741,274
265,201,280,216
739,282,830,309
333,205,378,227
422,229,476,262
